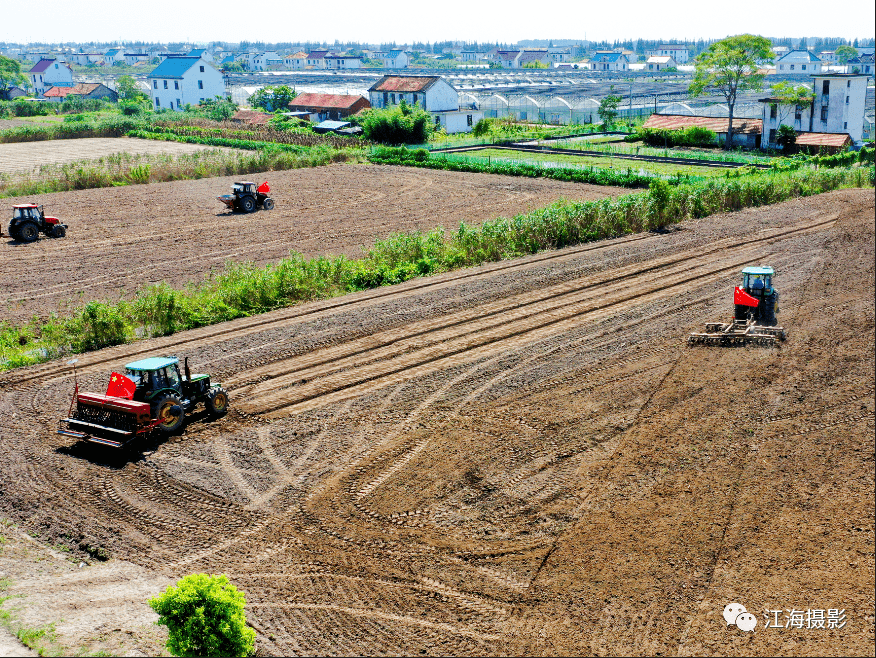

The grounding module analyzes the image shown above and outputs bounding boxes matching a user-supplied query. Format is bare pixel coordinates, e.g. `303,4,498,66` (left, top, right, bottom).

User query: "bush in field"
149,574,255,658
775,124,797,153
358,99,433,144
637,126,717,148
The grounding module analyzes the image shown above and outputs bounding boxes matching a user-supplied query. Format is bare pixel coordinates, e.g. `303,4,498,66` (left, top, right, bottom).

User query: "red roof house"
286,93,370,120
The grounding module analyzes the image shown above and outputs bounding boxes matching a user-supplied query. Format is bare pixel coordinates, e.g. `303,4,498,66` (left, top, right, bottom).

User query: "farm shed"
794,131,852,153
642,114,763,148
231,109,272,125
42,83,119,103
287,93,370,121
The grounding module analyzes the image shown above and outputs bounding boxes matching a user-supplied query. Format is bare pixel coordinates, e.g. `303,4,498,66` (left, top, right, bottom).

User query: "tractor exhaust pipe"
184,357,192,383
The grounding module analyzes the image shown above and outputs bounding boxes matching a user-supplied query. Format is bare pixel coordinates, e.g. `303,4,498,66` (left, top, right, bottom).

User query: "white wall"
150,61,225,111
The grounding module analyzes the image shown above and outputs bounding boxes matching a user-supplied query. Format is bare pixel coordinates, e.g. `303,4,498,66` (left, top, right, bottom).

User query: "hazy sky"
2,0,874,45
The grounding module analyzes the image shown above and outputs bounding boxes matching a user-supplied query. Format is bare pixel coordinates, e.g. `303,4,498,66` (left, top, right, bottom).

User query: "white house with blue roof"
775,50,824,74
147,57,225,111
589,52,629,72
188,48,213,62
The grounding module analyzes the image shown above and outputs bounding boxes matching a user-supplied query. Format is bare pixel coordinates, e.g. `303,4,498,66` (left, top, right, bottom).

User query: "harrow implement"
688,318,787,347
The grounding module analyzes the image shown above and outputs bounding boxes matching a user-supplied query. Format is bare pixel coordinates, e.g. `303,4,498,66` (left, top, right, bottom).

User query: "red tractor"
5,204,67,242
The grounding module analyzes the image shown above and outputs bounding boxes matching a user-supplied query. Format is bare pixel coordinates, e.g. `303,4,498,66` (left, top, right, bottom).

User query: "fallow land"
0,164,626,323
0,185,872,656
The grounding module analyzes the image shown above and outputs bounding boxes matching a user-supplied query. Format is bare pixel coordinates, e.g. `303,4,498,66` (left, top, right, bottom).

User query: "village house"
103,48,123,66
646,55,677,71
306,50,330,68
286,93,370,121
188,49,213,62
759,73,867,148
589,52,629,71
645,44,690,64
382,50,409,69
517,50,551,68
68,52,103,66
124,52,150,66
325,55,362,70
367,75,483,133
284,52,308,70
28,59,74,95
147,56,225,111
42,82,118,103
845,53,874,76
775,50,824,74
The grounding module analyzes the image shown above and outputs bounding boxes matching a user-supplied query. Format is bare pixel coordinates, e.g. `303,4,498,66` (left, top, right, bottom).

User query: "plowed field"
0,164,627,323
0,188,872,656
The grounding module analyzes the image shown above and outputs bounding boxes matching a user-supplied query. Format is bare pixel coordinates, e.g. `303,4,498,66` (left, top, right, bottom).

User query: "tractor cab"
12,204,44,222
233,182,256,195
741,266,774,299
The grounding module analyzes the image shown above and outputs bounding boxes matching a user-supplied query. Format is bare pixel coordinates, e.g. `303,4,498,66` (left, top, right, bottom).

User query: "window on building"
847,80,851,87
822,81,830,95
435,115,441,126
174,81,179,90
770,104,777,119
177,99,181,109
790,64,795,70
153,80,157,89
802,65,806,71
163,80,168,89
391,93,395,104
199,66,204,72
844,122,847,129
795,105,802,121
821,106,828,121
198,80,203,89
155,97,160,107
769,128,776,143
467,114,473,126
845,96,849,104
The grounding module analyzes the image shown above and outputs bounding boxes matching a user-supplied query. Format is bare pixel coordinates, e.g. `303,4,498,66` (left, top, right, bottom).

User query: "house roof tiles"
147,56,203,78
368,75,442,93
28,59,56,73
42,83,105,98
643,113,763,135
288,93,368,109
794,131,852,147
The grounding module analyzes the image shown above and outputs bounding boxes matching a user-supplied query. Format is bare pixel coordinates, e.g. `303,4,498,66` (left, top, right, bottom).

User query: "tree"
0,55,25,99
835,44,858,64
775,124,797,153
249,85,297,112
149,574,255,657
115,75,146,102
598,93,623,128
358,99,434,144
768,81,815,125
689,34,773,149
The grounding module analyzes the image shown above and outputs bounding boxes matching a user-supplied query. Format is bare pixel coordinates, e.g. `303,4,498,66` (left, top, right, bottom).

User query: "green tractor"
59,356,229,448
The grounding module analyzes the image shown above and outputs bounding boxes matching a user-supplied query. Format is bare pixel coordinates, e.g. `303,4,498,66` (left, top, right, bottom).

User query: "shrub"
637,126,717,148
149,574,255,658
358,100,433,144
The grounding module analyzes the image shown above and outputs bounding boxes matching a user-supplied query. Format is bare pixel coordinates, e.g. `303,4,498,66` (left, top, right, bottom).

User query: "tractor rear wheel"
240,196,256,213
206,387,229,417
153,394,185,435
50,224,66,238
18,221,39,243
262,198,275,210
6,223,19,241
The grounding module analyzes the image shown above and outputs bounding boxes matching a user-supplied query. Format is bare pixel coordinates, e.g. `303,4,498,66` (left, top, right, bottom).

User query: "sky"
1,0,874,45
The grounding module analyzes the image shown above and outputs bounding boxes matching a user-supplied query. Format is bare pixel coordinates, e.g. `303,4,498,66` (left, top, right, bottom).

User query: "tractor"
58,356,229,448
217,181,274,213
5,204,67,242
689,266,787,347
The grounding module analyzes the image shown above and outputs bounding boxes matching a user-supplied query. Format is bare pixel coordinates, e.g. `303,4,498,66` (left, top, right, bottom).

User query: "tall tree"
689,34,773,150
769,81,815,125
835,45,858,64
0,55,25,99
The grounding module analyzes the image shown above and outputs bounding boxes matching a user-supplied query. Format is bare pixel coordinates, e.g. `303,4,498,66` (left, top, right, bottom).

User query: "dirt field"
0,187,872,656
0,136,238,174
0,164,628,323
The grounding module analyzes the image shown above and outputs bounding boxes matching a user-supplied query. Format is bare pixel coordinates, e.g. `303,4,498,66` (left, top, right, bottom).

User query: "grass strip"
1,165,872,372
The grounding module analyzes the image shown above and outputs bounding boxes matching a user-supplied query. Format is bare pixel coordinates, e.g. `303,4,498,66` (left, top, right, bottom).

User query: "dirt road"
0,188,872,656
0,164,627,324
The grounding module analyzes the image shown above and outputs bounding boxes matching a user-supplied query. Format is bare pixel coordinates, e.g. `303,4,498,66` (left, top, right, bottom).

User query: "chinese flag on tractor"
734,287,760,307
257,181,270,195
106,373,137,399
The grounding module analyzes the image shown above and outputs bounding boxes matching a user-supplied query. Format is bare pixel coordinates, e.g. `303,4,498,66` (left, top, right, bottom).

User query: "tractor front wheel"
50,225,66,238
262,198,275,210
154,395,185,435
18,221,39,243
206,387,229,417
240,196,256,213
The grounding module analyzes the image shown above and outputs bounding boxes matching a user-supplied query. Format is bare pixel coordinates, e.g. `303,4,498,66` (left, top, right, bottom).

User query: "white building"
284,52,308,69
646,55,678,71
760,73,868,147
646,44,690,64
775,50,824,75
27,59,73,95
103,48,123,66
124,52,150,66
589,52,629,71
383,50,409,69
367,75,483,133
147,57,225,111
325,55,362,69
